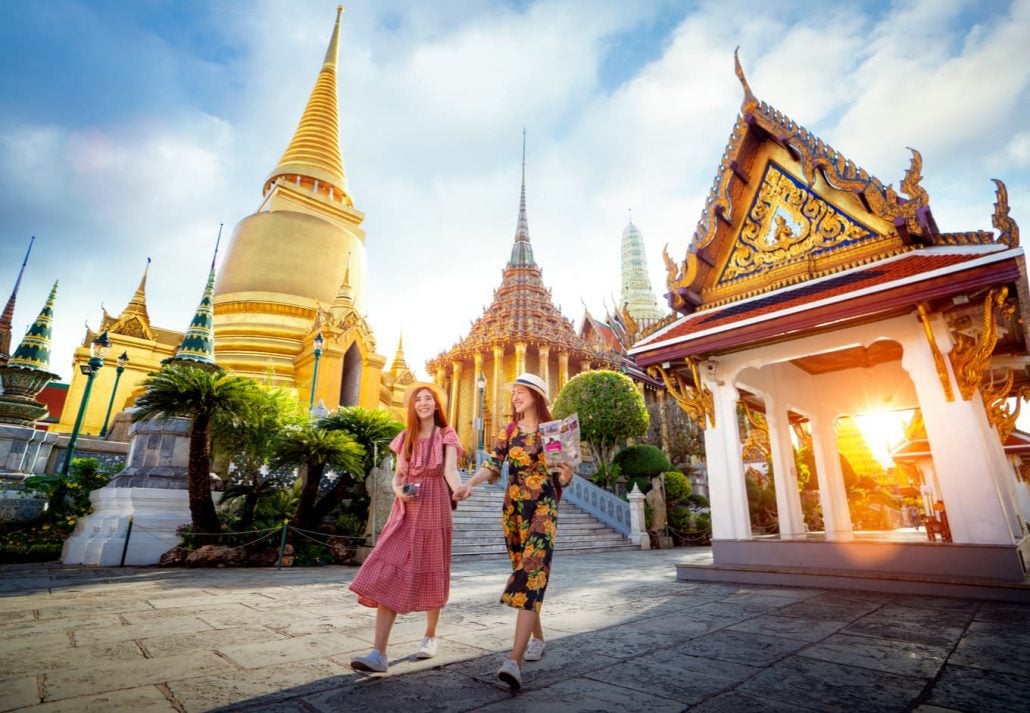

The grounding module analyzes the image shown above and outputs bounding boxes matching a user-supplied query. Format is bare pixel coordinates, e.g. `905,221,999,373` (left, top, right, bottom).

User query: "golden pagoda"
213,6,391,410
427,136,618,450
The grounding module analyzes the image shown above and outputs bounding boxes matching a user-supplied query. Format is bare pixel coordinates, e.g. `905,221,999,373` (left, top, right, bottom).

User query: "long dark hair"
511,387,552,426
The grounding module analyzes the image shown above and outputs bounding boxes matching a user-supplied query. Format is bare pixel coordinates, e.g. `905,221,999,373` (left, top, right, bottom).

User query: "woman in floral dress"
458,372,573,689
349,382,464,673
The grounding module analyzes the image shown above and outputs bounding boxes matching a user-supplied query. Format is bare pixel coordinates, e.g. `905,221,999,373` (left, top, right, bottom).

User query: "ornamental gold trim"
648,357,715,429
982,368,1028,443
949,287,1013,401
917,304,954,402
741,404,770,461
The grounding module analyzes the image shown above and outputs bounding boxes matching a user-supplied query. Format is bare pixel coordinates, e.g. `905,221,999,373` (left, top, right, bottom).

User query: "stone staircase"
452,481,639,558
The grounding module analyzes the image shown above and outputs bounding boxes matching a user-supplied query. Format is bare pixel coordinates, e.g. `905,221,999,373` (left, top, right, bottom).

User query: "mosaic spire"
391,334,409,373
7,280,58,372
620,216,664,321
170,230,221,367
0,236,34,361
509,128,536,268
265,5,348,200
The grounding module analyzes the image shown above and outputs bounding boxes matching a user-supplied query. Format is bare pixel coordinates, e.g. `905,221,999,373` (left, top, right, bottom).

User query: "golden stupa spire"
265,5,348,200
391,334,408,373
118,257,151,321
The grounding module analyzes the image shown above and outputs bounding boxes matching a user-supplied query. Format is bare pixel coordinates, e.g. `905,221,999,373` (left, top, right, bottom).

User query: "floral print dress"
484,425,560,613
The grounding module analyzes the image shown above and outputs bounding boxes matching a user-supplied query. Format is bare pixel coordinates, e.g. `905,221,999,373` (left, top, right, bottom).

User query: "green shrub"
687,493,709,508
662,470,692,503
668,505,693,532
613,445,671,479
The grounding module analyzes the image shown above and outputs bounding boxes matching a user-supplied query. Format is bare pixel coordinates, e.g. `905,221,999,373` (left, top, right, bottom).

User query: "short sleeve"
389,430,407,455
441,427,465,460
483,427,510,474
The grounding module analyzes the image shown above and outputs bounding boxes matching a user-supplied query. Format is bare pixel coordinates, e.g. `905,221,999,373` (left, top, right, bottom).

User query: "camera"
401,483,420,497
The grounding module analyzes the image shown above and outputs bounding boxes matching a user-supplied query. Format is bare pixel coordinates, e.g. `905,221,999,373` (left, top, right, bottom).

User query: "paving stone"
737,655,927,713
0,675,40,712
689,689,824,712
72,616,216,646
141,626,289,657
774,599,881,622
300,667,508,713
42,651,233,702
216,631,368,669
727,614,850,642
473,676,684,712
947,620,1030,677
17,685,178,712
0,640,143,677
859,603,975,628
671,628,808,667
927,663,1030,712
168,659,346,712
974,601,1030,626
840,617,967,648
585,650,759,706
799,632,949,678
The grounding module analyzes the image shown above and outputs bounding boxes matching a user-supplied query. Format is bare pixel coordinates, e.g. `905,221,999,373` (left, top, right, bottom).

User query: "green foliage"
687,493,709,508
134,364,263,533
643,398,706,468
746,470,778,533
2,459,113,563
553,370,648,472
272,424,365,530
591,462,621,491
613,445,671,479
212,385,308,483
661,470,692,503
319,407,404,476
668,505,693,532
335,512,364,538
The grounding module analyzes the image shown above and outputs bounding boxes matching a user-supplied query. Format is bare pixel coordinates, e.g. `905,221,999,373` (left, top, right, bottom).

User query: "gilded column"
449,361,463,427
473,351,484,445
580,359,592,372
434,366,446,387
515,341,527,375
537,345,550,392
557,351,569,390
492,344,505,432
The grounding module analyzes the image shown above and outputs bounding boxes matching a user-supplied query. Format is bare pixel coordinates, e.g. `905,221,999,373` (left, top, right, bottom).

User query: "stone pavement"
1,549,1029,713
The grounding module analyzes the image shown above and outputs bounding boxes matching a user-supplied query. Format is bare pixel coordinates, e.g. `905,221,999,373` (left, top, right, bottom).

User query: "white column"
899,316,1023,543
765,396,805,538
627,484,649,549
705,382,751,540
809,412,853,541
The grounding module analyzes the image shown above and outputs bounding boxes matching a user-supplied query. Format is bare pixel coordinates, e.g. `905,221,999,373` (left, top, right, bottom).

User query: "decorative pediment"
712,161,887,299
663,50,1017,315
313,303,377,353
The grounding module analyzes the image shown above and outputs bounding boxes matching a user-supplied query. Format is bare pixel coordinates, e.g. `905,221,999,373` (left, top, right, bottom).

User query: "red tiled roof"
632,246,1021,365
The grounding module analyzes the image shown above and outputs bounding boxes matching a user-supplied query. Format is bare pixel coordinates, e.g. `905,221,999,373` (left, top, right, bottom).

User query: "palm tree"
133,364,260,534
319,406,404,475
271,424,365,531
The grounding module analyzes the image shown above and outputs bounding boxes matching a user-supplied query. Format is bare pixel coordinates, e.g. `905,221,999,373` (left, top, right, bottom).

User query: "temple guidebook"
540,413,582,468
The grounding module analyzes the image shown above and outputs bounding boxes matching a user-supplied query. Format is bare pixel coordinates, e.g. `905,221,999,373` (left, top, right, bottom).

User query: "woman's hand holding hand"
556,462,574,487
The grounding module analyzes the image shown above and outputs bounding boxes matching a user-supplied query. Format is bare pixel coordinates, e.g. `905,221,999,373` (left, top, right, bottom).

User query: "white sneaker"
415,636,437,659
524,638,546,661
497,658,522,689
350,649,388,673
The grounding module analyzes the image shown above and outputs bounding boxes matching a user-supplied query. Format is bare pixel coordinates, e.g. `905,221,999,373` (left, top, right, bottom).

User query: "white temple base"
62,487,218,566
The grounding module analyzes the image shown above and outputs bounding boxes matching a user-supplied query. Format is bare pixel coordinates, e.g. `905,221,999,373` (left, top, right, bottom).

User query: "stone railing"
563,474,648,548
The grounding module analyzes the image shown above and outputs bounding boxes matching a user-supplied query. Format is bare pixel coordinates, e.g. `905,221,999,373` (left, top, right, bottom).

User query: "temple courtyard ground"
1,548,1028,712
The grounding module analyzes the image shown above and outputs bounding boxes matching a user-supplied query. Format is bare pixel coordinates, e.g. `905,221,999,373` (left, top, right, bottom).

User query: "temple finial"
119,256,151,320
265,8,348,201
7,280,59,373
510,129,535,267
734,47,758,114
0,236,34,360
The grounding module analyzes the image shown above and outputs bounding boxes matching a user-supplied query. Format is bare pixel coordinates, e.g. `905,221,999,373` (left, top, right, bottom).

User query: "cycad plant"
271,424,365,531
319,406,404,475
133,364,260,534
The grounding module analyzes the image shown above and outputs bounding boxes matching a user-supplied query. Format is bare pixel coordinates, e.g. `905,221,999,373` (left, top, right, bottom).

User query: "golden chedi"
213,7,387,409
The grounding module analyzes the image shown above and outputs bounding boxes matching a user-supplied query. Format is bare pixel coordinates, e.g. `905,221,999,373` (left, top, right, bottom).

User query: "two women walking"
349,372,572,690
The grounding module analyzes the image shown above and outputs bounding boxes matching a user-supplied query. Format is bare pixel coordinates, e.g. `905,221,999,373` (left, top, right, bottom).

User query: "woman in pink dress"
349,382,464,673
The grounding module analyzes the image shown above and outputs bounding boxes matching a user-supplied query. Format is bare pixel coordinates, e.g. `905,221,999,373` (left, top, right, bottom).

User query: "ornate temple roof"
0,237,33,362
659,50,1018,318
427,149,594,367
168,239,220,367
264,5,350,205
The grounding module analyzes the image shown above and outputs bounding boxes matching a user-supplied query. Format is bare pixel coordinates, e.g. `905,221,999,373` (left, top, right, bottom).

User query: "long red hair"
402,387,449,461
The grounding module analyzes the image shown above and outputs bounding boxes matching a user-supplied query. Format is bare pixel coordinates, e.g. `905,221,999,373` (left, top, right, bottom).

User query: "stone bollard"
628,483,650,550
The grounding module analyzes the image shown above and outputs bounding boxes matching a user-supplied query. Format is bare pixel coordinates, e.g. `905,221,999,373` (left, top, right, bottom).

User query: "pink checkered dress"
349,426,463,614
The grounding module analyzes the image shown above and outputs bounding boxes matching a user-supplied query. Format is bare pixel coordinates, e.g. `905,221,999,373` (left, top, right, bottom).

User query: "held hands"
452,483,474,501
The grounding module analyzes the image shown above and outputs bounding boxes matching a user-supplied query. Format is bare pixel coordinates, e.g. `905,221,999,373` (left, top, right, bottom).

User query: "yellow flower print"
524,543,535,559
527,571,548,591
524,473,546,491
534,502,550,517
544,520,557,539
508,485,521,500
511,592,529,608
509,447,532,467
500,592,511,604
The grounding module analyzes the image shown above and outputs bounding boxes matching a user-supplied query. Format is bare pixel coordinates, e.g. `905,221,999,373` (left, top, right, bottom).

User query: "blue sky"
1,0,1028,386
